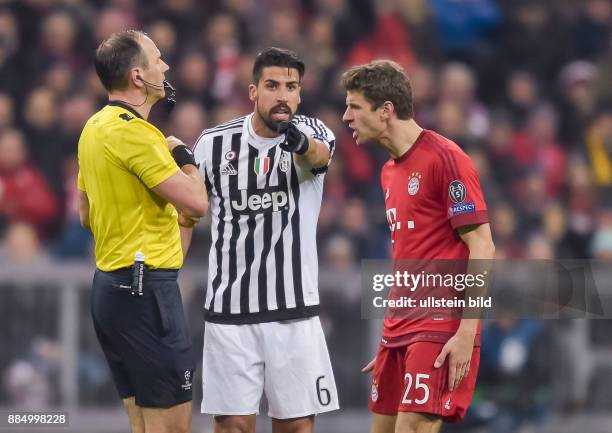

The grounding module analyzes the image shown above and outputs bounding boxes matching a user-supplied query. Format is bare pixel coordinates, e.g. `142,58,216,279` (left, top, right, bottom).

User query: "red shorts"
368,341,480,423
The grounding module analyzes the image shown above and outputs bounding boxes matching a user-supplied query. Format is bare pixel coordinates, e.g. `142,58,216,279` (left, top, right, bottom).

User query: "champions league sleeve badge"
448,180,467,203
448,180,475,216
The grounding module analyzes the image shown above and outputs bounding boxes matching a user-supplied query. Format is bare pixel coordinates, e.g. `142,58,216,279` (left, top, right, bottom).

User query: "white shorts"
201,316,339,418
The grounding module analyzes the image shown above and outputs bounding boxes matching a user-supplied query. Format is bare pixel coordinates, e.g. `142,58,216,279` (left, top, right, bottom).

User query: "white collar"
246,113,285,146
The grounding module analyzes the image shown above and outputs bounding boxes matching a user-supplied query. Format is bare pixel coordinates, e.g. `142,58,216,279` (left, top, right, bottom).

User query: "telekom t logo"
386,208,400,232
386,208,415,240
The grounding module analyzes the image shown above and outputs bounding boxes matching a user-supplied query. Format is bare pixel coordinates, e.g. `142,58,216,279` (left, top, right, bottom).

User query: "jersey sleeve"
437,149,488,229
115,121,179,189
193,131,213,195
193,131,207,175
77,168,85,192
294,116,336,175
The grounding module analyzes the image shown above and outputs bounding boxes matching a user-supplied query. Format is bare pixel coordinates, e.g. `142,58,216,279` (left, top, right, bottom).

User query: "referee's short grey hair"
95,30,149,92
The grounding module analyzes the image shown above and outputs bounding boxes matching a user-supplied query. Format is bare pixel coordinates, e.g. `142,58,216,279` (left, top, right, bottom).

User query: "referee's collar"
107,100,143,120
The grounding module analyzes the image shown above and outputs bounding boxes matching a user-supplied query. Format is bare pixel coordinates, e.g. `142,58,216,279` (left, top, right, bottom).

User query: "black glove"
277,121,309,155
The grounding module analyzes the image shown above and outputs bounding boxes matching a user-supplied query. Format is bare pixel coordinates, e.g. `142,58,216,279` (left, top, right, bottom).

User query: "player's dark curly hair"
341,60,414,120
95,30,149,92
252,47,305,84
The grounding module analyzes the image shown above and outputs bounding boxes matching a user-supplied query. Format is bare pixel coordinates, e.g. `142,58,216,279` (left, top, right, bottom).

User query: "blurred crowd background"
1,0,612,432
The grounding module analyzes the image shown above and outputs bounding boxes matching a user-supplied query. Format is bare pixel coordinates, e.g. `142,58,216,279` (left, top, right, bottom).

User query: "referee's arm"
154,137,207,256
153,164,207,218
177,211,198,257
153,137,208,218
79,190,90,228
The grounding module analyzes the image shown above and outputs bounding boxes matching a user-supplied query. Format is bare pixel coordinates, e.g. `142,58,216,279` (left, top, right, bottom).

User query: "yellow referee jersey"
77,101,182,271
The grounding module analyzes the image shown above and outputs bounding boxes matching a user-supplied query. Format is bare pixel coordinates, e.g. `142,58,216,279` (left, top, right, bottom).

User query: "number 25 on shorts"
402,373,430,405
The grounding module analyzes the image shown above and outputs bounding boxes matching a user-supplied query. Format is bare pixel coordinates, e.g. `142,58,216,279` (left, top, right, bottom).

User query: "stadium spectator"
428,0,500,61
0,93,15,133
503,70,540,128
21,87,65,198
0,9,22,97
176,50,215,110
0,221,47,265
572,0,612,61
497,0,570,93
30,11,86,75
0,129,58,237
168,100,207,145
344,8,415,73
558,61,599,149
51,155,91,259
479,318,556,433
586,105,612,187
511,104,568,198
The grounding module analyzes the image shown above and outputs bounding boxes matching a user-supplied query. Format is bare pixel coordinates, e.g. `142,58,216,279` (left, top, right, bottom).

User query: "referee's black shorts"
91,267,196,408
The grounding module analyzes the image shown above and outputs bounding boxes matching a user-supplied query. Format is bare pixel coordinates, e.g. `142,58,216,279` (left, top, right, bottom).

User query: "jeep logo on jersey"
254,157,270,176
231,188,288,214
448,180,467,204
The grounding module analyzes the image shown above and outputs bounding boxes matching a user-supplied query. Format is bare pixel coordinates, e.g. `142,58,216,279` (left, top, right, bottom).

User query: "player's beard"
257,101,293,134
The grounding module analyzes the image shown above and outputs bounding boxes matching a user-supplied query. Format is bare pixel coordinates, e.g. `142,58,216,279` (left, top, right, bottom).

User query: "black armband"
172,145,197,168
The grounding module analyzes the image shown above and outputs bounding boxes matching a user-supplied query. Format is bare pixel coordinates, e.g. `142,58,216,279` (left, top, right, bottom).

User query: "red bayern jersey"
380,129,488,339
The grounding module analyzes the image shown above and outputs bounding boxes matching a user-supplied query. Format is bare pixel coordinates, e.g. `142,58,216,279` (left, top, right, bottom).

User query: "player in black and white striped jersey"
194,113,333,322
192,48,338,433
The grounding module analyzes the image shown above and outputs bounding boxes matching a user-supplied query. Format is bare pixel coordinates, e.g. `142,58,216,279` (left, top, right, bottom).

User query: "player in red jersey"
341,60,495,433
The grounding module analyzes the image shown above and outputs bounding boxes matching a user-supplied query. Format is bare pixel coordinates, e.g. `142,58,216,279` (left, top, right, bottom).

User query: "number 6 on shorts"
402,373,430,405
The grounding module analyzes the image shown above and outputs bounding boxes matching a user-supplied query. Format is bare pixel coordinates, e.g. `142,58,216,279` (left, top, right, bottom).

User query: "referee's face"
250,66,301,133
137,35,169,100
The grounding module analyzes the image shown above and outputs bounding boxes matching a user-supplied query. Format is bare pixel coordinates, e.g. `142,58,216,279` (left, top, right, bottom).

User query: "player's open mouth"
271,106,291,120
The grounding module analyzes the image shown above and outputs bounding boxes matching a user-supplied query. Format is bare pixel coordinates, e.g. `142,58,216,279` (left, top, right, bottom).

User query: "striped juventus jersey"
194,113,335,324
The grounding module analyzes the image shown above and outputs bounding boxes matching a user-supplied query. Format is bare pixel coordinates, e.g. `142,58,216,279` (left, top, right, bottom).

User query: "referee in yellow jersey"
77,30,207,433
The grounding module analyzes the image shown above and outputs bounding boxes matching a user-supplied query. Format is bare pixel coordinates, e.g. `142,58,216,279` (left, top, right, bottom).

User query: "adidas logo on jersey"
231,188,288,214
221,162,237,175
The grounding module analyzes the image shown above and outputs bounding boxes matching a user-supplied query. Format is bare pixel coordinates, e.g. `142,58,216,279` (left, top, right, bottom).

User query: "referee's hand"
178,212,199,228
166,135,185,151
